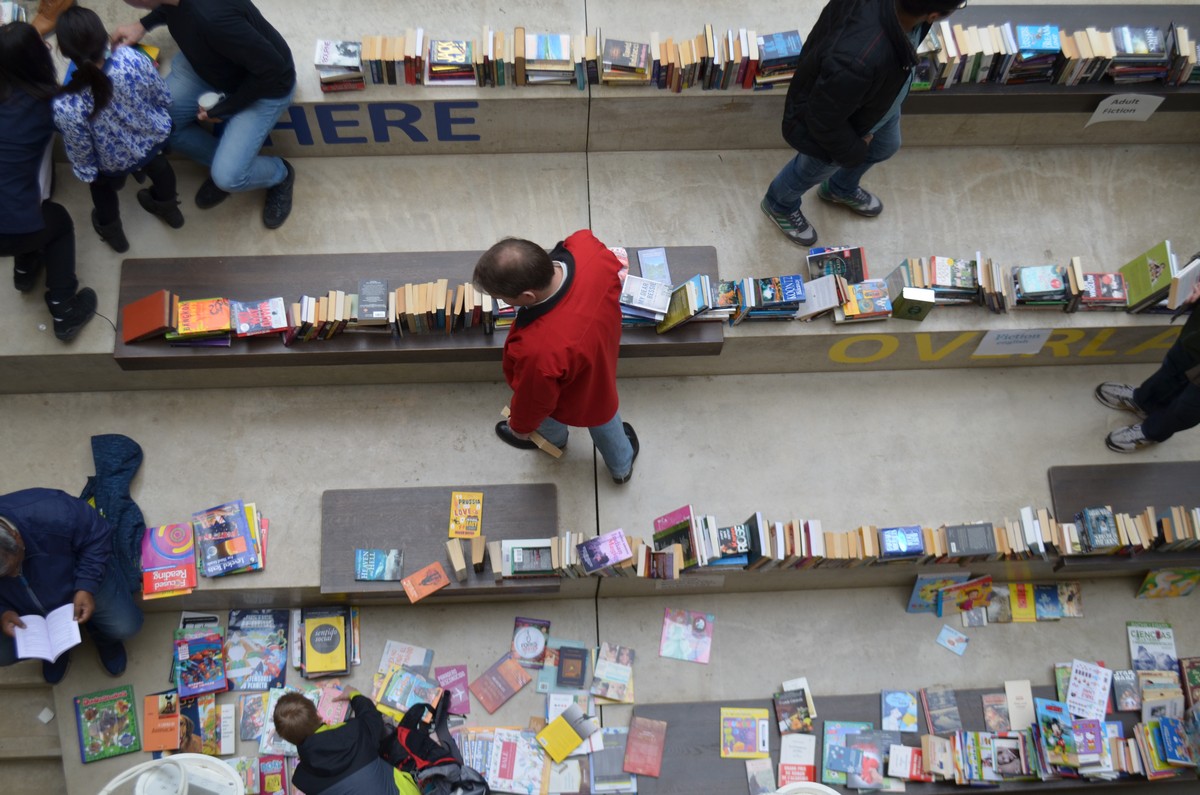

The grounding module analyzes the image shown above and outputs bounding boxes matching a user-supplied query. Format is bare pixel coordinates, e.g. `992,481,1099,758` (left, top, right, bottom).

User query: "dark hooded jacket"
782,0,931,167
292,695,401,795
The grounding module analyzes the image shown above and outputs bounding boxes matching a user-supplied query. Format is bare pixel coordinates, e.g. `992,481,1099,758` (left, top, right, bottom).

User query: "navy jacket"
293,695,400,795
0,489,111,618
0,90,54,235
782,0,928,167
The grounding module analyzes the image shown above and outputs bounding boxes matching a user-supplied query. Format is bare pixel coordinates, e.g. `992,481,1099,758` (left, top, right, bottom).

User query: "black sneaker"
47,287,97,342
42,652,71,685
760,197,817,246
96,641,128,677
495,420,538,450
136,189,185,229
13,257,43,293
612,423,640,484
195,177,230,209
817,181,883,217
91,209,129,253
262,159,295,229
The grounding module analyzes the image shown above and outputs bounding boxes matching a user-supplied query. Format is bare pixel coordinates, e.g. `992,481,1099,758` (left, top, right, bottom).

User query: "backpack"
388,699,490,795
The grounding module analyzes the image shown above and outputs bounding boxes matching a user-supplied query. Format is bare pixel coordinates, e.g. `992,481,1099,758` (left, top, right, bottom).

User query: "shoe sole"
817,188,883,218
760,202,817,247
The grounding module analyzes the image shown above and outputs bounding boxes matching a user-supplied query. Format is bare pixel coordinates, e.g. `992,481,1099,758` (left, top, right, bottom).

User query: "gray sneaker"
1094,382,1145,418
760,198,817,246
817,181,883,217
1106,424,1155,453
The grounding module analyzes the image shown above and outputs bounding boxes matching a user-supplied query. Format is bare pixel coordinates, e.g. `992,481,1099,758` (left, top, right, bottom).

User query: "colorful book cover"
1128,620,1178,671
174,630,228,698
590,642,635,703
192,500,259,577
936,625,969,656
845,730,898,790
142,692,181,753
377,639,434,676
354,548,404,581
225,609,288,691
259,754,288,795
651,504,698,569
719,707,770,759
537,702,599,764
174,297,231,336
881,689,920,732
778,732,817,784
238,692,268,740
981,692,1011,732
1058,582,1084,617
435,664,471,715
470,652,532,714
1112,669,1141,711
314,681,349,724
821,720,872,784
140,523,197,596
1034,583,1063,620
378,667,444,712
1015,24,1061,53
1067,659,1113,721
906,572,971,613
303,613,348,676
230,297,288,337
225,757,260,794
658,608,714,664
577,528,633,573
1158,716,1194,766
448,491,483,538
401,561,451,603
637,247,671,285
74,685,140,763
1181,658,1200,709
774,688,813,734
260,686,304,756
1073,718,1104,764
935,575,992,616
486,728,546,795
1008,583,1038,622
1137,568,1200,598
512,616,551,669
1034,697,1077,767
807,245,868,283
623,715,667,777
1118,240,1174,309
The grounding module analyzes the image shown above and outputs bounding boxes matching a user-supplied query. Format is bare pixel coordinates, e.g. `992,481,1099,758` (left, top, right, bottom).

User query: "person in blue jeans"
0,488,144,684
1097,277,1200,452
762,0,964,247
111,0,297,229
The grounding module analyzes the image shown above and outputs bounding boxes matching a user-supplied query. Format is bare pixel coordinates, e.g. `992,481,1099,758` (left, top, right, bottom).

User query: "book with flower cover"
74,684,141,763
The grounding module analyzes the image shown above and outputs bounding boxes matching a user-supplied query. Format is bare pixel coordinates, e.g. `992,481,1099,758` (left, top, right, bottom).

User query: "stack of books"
1011,263,1070,309
1109,25,1171,83
1165,23,1197,85
314,39,365,92
754,30,803,87
425,39,476,85
523,32,575,85
834,278,892,324
167,296,232,347
192,499,266,578
0,2,27,23
601,37,652,85
1007,24,1062,83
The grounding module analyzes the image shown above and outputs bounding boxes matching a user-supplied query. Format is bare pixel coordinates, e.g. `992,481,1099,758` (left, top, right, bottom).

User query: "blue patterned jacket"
52,46,172,182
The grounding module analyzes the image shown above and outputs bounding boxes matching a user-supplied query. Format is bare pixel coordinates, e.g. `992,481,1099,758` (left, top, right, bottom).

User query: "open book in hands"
14,603,82,664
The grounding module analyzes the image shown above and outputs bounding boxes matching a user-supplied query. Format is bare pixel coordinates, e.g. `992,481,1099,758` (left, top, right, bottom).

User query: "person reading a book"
1096,277,1200,452
761,0,965,246
274,689,419,795
53,5,183,253
0,20,98,341
0,488,143,683
474,232,640,484
110,0,297,229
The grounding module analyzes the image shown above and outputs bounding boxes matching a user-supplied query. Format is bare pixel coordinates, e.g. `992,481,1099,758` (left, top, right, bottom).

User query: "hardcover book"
921,684,963,732
378,666,444,712
225,608,288,691
121,288,175,343
74,685,140,763
746,757,777,794
719,706,770,759
624,715,667,777
1119,239,1176,311
1034,697,1076,767
658,608,714,664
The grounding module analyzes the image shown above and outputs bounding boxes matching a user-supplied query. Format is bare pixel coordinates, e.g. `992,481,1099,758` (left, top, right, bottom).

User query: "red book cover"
623,715,667,777
140,523,197,595
469,652,531,714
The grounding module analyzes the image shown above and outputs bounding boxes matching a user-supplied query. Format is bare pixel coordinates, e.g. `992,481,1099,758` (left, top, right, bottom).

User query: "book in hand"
401,561,451,603
13,603,80,664
141,522,197,598
536,701,600,763
624,715,667,777
75,684,141,763
1119,239,1176,312
174,629,229,698
720,707,770,759
354,548,404,581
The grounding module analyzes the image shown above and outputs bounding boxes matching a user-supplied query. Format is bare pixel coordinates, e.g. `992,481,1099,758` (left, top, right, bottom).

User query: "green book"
1119,239,1175,311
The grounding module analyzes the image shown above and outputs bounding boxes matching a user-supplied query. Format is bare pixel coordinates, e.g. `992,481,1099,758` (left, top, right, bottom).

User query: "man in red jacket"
474,231,639,484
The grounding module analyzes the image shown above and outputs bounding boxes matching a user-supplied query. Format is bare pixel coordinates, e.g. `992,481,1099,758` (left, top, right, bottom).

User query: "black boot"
91,209,129,253
137,189,185,229
46,287,97,342
13,256,43,293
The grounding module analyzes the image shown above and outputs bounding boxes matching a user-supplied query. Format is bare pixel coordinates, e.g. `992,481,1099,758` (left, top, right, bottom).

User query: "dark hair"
0,22,60,102
898,0,964,16
56,6,112,119
273,693,322,746
473,238,555,299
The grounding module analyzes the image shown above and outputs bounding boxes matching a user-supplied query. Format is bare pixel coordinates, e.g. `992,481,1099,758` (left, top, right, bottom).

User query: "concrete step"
0,759,68,795
0,735,63,761
0,661,46,689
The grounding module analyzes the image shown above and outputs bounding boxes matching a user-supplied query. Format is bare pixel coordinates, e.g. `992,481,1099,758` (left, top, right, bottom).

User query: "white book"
1168,254,1200,309
621,274,672,314
13,603,80,663
1004,679,1035,731
1067,659,1113,721
794,275,841,320
777,732,817,785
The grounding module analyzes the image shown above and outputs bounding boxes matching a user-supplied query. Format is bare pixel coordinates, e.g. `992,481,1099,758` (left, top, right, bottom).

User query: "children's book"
936,624,969,656
778,732,817,785
470,652,532,714
434,664,471,715
821,720,872,785
12,602,80,664
881,689,920,732
401,561,451,603
935,575,992,616
314,680,349,725
259,754,288,795
1035,697,1077,767
1034,583,1063,620
624,715,667,777
238,692,268,740
719,706,770,759
225,757,260,795
845,730,899,790
192,500,260,577
774,688,814,734
74,684,140,763
378,666,444,712
225,609,288,691
1058,582,1084,617
354,548,404,581
142,692,181,753
377,639,434,676
1137,568,1200,598
1067,659,1113,722
590,642,635,703
174,629,228,698
746,757,777,795
658,608,714,664
140,522,197,597
1158,716,1195,766
1128,621,1177,671
486,728,547,794
512,616,552,669
260,686,304,756
906,571,972,613
447,491,483,538
1073,718,1104,765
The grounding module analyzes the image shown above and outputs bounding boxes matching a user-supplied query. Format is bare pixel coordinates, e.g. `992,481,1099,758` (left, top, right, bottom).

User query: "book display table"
114,247,723,371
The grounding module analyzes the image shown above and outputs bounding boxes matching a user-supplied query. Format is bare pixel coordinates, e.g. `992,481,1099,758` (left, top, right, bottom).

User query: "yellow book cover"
1008,583,1037,623
304,615,347,675
720,706,770,759
535,702,597,762
448,491,484,538
175,297,231,336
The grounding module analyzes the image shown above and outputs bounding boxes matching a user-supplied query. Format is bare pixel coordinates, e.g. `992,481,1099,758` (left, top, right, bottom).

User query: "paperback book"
719,706,770,759
354,548,404,581
225,609,288,691
590,642,635,703
192,500,260,577
658,608,714,664
140,522,197,598
174,629,229,698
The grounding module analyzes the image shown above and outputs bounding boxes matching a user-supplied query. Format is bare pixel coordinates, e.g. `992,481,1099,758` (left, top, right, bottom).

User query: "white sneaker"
1106,424,1155,453
1094,382,1145,418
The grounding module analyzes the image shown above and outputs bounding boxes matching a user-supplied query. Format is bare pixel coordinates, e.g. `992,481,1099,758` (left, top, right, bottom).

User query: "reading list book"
140,522,197,597
74,684,141,763
13,602,80,664
225,609,288,691
192,500,260,577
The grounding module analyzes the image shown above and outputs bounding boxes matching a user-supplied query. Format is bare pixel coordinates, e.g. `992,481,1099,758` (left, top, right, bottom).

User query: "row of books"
140,500,268,599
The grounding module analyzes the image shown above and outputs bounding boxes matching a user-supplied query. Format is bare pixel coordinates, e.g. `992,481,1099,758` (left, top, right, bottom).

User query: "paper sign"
1086,94,1165,127
972,328,1052,357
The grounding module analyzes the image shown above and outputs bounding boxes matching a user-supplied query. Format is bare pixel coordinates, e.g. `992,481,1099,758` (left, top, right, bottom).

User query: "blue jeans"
1134,341,1200,442
166,54,293,193
537,411,634,480
0,562,144,666
764,112,902,214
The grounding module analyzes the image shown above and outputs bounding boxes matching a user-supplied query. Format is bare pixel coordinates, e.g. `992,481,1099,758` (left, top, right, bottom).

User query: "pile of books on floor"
140,499,268,598
314,39,365,92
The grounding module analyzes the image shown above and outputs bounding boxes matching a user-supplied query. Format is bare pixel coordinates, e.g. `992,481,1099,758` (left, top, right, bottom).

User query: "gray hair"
0,516,20,557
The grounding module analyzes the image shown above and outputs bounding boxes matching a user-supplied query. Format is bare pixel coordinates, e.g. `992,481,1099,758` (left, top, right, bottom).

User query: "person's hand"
332,687,358,703
73,590,95,623
111,22,146,48
196,108,222,123
1,610,25,638
863,133,874,145
1187,281,1200,306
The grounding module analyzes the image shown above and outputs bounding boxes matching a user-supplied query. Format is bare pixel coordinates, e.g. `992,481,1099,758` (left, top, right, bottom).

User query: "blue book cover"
880,526,924,559
354,548,404,581
1158,716,1192,766
758,30,803,66
1016,25,1061,54
779,274,806,303
906,572,972,613
192,500,259,577
636,247,671,286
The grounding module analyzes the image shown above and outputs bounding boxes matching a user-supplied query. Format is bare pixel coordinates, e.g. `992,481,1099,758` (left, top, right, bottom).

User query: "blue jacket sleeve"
68,496,111,596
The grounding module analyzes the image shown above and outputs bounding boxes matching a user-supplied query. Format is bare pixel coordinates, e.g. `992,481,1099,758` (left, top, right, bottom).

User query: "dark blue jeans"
1134,340,1200,442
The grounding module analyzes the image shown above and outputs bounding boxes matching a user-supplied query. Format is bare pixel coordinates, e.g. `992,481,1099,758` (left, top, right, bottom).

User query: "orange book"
142,692,181,753
174,297,231,336
121,289,175,343
401,561,451,603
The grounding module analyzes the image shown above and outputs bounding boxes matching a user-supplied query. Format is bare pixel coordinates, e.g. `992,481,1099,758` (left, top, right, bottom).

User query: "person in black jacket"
111,0,297,229
762,0,964,247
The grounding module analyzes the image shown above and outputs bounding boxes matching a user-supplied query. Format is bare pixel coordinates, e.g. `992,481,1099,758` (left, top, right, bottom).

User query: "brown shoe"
33,0,74,37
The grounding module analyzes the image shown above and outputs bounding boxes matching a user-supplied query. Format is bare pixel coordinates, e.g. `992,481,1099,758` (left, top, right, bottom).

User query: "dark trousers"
0,201,77,302
90,152,178,225
1134,340,1200,442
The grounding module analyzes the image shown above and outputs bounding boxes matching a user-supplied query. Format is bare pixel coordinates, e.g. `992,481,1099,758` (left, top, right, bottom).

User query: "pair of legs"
1134,342,1200,442
0,561,144,674
90,153,177,226
1,201,78,302
763,112,902,216
166,54,293,194
536,410,635,480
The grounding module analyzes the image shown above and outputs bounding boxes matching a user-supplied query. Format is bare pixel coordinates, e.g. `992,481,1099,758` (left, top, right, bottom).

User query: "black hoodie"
292,695,400,795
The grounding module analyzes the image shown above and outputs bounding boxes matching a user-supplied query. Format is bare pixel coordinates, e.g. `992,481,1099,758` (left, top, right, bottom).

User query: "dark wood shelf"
114,247,723,371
